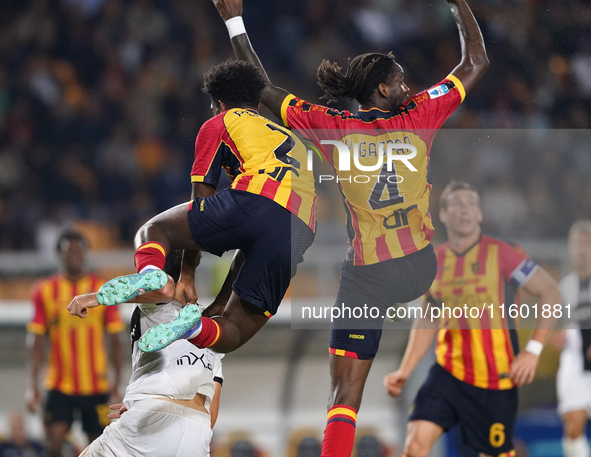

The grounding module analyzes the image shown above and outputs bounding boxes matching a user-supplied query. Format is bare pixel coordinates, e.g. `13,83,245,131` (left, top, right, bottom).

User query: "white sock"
139,265,160,273
563,436,590,457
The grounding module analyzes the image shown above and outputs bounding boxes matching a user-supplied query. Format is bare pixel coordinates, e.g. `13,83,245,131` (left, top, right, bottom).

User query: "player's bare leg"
134,203,204,255
208,292,269,352
46,422,69,457
93,203,203,309
140,291,269,353
403,420,444,457
327,355,373,410
561,410,590,457
321,355,373,457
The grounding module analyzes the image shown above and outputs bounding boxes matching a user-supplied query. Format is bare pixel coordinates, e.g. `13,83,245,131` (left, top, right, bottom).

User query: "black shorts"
329,244,436,359
410,364,517,456
44,390,110,435
187,189,314,316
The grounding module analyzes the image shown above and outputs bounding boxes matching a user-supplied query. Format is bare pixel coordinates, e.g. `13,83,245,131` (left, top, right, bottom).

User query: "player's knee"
403,438,430,457
160,278,175,300
564,419,585,440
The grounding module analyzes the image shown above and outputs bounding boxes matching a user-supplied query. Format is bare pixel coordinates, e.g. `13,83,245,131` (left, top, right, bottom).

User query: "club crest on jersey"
471,262,480,274
428,84,449,99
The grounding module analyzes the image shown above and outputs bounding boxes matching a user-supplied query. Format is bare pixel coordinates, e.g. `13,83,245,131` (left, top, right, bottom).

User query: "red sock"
321,405,357,457
188,317,222,348
134,242,166,273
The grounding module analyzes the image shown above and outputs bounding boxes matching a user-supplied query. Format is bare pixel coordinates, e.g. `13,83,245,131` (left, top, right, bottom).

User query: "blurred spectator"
215,431,266,457
354,428,393,457
0,411,44,457
296,437,321,457
285,428,322,457
0,0,589,248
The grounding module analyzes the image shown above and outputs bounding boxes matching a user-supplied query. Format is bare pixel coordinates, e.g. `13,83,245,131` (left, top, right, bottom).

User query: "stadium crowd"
0,0,590,250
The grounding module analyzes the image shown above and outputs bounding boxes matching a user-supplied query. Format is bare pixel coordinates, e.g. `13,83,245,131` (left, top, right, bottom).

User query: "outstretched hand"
67,293,101,318
212,0,243,22
107,403,128,420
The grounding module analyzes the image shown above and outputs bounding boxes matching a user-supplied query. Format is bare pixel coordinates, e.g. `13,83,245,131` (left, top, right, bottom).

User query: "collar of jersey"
450,235,482,257
226,108,259,114
356,108,393,122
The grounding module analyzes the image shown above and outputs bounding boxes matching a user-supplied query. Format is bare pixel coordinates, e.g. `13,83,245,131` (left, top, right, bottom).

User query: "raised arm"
447,0,489,94
212,0,289,119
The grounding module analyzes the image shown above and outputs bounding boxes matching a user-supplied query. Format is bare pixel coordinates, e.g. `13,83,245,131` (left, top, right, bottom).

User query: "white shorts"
84,398,212,457
557,349,591,416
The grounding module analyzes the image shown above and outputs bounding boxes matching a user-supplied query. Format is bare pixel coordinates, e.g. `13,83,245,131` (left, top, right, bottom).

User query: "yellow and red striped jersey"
190,108,317,231
27,273,125,396
281,76,465,264
428,235,538,390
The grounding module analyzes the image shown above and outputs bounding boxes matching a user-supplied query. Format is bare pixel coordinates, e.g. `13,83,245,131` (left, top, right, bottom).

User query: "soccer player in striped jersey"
69,60,316,356
212,0,488,454
384,181,561,457
26,230,125,457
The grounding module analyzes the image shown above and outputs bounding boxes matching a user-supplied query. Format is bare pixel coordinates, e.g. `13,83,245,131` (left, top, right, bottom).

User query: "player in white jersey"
556,220,591,457
75,253,223,457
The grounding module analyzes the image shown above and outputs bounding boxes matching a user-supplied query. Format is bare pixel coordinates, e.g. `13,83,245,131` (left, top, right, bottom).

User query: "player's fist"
384,370,408,397
212,0,243,22
174,278,198,306
25,386,41,413
67,293,100,318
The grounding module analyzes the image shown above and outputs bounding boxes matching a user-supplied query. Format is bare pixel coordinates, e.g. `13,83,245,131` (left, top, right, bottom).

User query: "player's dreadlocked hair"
203,60,267,108
317,52,399,105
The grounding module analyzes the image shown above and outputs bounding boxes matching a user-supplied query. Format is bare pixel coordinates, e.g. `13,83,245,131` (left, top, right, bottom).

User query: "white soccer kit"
86,301,223,457
557,272,591,416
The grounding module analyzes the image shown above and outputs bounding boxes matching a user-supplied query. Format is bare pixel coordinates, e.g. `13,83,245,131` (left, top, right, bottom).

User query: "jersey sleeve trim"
281,94,297,127
447,74,466,103
191,176,205,183
213,376,224,386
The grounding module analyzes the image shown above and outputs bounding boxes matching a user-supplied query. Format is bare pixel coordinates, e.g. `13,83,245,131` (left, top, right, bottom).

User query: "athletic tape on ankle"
225,17,246,39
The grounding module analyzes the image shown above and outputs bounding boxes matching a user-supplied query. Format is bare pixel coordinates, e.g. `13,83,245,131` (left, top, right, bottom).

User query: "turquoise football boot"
139,304,203,353
96,270,168,306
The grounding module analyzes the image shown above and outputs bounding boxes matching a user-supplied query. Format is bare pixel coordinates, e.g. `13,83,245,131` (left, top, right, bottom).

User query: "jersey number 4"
368,163,405,210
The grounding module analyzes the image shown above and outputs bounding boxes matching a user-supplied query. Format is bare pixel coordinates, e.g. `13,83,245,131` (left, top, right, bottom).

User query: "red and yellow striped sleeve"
27,283,47,335
191,115,233,187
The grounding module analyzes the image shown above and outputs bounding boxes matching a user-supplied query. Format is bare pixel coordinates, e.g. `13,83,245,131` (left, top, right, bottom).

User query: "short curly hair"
203,60,267,109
